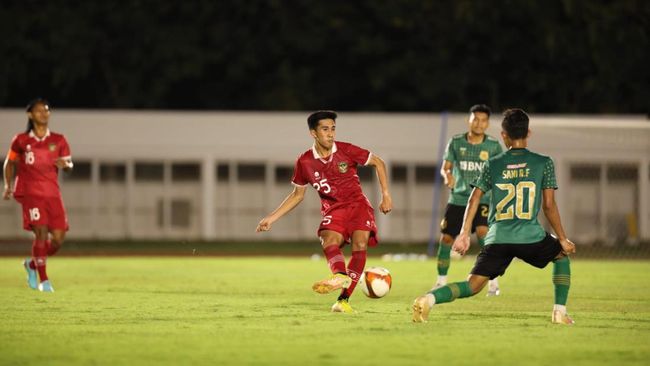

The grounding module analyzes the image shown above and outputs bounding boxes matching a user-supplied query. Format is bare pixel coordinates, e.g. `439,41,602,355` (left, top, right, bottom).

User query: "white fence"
1,109,648,244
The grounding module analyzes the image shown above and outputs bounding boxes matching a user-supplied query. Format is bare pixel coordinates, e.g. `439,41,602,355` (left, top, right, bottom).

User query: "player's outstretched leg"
23,258,38,290
313,273,352,294
313,244,351,294
551,256,573,325
413,281,475,322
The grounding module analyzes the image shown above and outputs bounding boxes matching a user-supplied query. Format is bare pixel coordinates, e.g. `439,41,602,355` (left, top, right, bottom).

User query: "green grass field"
1,256,650,366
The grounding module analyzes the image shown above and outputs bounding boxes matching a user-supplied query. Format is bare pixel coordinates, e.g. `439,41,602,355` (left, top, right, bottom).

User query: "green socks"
428,256,570,307
437,241,452,276
553,256,571,305
429,281,473,304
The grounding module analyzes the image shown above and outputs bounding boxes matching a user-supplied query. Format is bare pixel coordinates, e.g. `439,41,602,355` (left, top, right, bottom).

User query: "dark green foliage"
1,1,647,112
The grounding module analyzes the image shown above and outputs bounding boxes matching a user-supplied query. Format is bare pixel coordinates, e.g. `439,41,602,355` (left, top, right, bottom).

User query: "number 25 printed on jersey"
312,178,331,194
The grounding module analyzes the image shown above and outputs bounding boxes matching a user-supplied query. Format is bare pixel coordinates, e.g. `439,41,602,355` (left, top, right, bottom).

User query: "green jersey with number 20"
471,148,557,245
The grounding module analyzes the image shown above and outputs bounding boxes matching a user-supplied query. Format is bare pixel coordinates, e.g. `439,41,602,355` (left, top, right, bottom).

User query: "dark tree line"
1,0,648,113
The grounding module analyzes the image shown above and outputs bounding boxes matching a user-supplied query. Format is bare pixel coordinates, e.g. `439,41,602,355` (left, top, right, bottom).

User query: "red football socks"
46,239,60,256
32,239,48,282
323,245,347,274
341,250,367,298
29,240,58,269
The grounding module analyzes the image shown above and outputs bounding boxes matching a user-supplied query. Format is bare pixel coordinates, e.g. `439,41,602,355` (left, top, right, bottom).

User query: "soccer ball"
359,267,392,298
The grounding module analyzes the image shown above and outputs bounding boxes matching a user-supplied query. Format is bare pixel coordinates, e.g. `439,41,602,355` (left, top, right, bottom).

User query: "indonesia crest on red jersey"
291,141,373,215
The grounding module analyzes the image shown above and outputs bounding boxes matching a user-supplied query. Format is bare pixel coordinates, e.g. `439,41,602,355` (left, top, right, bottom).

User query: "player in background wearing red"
3,98,73,292
256,111,392,313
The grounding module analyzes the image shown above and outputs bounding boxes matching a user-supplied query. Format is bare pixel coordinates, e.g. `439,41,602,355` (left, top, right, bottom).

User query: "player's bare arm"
542,188,576,255
452,187,484,255
367,154,392,214
440,160,454,188
256,185,307,232
2,156,16,200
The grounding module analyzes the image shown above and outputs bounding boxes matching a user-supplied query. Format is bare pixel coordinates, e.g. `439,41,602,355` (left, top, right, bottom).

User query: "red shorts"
15,195,69,232
317,200,379,247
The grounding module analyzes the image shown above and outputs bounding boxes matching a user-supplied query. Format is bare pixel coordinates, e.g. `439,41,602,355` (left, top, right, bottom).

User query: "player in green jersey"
435,104,503,295
413,108,577,325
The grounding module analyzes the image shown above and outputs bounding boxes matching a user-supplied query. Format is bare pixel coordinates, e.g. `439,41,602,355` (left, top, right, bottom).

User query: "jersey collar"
465,132,486,144
29,129,51,142
311,142,337,163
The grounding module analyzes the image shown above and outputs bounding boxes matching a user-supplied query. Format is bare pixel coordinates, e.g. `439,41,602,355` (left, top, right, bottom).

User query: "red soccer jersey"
8,130,71,198
292,141,373,214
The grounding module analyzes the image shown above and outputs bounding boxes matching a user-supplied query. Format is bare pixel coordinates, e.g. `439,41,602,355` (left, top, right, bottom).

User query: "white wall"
1,109,648,243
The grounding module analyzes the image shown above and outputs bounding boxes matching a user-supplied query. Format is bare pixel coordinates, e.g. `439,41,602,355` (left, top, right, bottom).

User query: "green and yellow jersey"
444,133,503,206
472,148,558,244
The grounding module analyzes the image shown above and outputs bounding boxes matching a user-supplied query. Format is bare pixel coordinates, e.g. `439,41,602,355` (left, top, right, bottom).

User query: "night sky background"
1,1,648,113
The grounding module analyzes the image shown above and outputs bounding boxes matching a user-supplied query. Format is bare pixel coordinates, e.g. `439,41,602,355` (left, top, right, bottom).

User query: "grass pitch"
1,256,649,366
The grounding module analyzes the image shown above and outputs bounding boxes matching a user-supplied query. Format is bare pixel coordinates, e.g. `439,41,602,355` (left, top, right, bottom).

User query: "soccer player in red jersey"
256,110,393,313
3,98,73,292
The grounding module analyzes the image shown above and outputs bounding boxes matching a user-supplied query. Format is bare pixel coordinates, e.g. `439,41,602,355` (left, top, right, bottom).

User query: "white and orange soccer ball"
359,267,392,298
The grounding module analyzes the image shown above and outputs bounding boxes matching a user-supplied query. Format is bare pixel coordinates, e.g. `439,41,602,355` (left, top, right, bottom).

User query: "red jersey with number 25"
292,141,373,215
8,130,71,198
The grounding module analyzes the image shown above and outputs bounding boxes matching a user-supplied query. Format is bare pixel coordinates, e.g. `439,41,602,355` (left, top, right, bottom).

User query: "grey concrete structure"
1,109,648,244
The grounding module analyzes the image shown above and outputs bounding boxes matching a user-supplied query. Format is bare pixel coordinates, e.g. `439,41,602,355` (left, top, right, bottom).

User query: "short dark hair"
307,110,337,130
469,104,491,117
501,108,529,139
